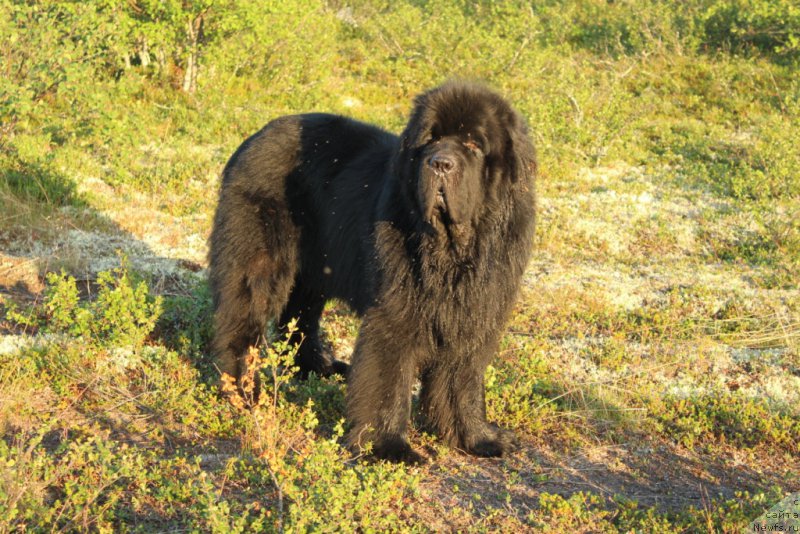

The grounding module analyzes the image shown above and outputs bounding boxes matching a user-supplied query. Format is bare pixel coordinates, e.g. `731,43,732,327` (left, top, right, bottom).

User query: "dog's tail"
208,118,301,386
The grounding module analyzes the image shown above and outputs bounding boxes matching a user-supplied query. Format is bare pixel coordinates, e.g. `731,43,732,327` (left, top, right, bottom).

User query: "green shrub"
657,391,800,451
157,280,215,378
704,0,800,60
29,263,162,348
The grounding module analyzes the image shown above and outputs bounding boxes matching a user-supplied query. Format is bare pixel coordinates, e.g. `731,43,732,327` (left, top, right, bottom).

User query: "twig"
567,94,583,127
504,36,531,74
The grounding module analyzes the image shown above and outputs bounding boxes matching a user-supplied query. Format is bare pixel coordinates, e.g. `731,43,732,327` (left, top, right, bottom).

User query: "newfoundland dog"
209,82,536,462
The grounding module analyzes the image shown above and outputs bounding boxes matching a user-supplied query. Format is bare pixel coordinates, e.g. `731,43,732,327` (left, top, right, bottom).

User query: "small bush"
657,391,800,451
25,262,163,348
704,0,800,60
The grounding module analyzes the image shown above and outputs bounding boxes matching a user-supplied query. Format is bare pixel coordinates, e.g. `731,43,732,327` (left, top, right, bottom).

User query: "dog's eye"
414,136,433,149
463,140,482,155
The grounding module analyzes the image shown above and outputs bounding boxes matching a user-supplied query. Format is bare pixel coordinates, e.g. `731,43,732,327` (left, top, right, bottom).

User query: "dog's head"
396,82,535,238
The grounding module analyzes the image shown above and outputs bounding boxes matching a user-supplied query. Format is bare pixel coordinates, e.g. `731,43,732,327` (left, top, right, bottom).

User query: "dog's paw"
374,436,426,465
464,427,520,458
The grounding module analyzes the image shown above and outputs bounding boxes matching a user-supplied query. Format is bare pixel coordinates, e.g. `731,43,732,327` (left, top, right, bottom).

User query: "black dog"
209,82,536,462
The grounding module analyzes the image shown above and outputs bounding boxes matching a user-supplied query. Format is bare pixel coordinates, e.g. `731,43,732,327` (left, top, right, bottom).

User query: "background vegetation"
1,0,798,531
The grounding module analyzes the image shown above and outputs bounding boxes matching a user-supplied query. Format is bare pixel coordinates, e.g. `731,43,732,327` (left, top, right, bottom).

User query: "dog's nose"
427,153,455,174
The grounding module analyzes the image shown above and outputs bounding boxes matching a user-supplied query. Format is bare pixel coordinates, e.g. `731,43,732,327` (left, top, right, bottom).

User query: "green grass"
1,0,799,531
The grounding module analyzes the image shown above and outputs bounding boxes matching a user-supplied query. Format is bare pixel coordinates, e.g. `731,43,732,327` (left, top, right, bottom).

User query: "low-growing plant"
217,322,422,531
11,262,163,348
528,487,785,533
157,280,215,378
704,0,800,61
656,390,800,451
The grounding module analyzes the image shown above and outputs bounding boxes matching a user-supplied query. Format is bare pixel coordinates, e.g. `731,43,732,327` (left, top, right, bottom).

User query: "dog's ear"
399,91,437,152
505,110,536,185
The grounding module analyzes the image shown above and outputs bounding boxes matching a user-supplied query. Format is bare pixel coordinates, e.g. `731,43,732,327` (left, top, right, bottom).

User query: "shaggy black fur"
209,82,536,462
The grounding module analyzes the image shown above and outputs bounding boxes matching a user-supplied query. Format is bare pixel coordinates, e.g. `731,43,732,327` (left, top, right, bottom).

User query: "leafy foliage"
704,0,800,60
36,263,162,347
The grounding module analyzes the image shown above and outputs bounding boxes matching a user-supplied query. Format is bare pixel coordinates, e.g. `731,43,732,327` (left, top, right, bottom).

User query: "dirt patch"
420,438,797,521
0,253,43,295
